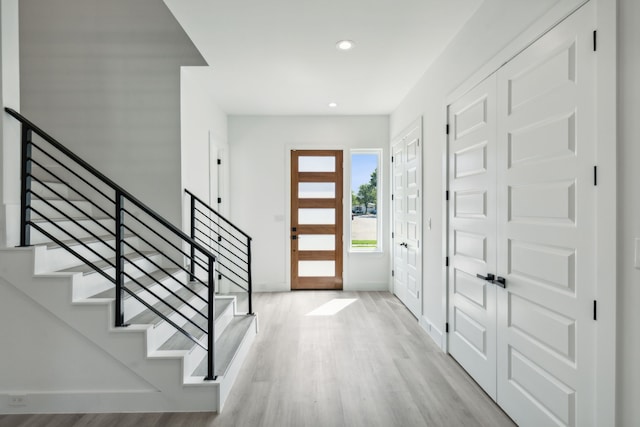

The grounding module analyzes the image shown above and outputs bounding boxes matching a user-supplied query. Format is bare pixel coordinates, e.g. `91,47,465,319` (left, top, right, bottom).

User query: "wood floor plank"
0,291,514,427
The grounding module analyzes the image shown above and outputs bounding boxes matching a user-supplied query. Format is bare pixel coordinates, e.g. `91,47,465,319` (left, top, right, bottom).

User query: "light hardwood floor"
0,291,515,427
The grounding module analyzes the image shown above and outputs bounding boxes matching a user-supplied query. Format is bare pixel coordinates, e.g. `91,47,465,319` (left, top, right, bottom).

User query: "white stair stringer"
0,246,257,414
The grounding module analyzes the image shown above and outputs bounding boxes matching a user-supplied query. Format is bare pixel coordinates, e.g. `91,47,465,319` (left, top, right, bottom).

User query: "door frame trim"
442,0,616,424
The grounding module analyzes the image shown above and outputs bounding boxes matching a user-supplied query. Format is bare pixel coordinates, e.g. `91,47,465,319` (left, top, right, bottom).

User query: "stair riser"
30,218,115,245
72,253,163,300
30,181,72,200
124,270,188,320
43,237,141,273
30,199,102,221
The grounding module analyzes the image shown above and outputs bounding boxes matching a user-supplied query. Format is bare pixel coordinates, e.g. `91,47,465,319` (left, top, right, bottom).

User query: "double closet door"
448,2,597,426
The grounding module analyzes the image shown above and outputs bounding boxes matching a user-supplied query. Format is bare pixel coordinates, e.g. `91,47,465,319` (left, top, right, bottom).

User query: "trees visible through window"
351,151,380,251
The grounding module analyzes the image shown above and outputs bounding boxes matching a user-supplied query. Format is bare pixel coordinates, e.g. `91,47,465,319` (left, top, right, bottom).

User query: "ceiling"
164,0,484,115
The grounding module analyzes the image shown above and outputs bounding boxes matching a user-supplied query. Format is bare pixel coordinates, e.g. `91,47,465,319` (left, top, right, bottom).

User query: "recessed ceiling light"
336,40,355,51
328,102,338,108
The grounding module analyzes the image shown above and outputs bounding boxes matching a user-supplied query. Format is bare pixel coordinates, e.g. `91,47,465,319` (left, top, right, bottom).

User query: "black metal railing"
185,189,253,315
6,107,219,380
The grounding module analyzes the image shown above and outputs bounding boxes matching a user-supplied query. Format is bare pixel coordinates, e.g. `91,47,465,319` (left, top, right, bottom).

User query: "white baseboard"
418,315,445,351
344,281,389,291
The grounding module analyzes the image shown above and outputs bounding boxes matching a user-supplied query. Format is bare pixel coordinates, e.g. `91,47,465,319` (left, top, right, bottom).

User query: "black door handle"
400,242,408,248
476,273,495,282
493,276,506,288
291,235,297,240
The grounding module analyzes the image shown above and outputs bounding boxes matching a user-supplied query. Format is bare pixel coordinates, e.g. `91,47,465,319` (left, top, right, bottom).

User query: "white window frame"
349,149,382,253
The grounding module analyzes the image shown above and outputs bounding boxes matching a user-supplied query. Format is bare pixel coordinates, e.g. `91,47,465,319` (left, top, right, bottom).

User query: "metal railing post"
205,254,217,380
19,125,33,247
189,195,196,282
247,238,253,315
115,190,126,327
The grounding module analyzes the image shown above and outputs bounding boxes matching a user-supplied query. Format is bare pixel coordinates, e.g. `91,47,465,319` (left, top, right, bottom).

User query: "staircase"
0,108,257,414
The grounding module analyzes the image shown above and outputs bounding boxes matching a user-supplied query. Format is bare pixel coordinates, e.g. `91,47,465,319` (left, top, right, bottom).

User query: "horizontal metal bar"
29,199,116,250
121,222,209,279
185,189,252,240
123,259,207,322
28,207,115,267
5,108,215,264
194,229,249,273
30,142,115,206
215,269,249,292
28,222,115,284
192,206,250,247
194,251,249,284
29,176,115,238
123,207,212,264
193,217,248,256
121,282,206,350
123,243,208,304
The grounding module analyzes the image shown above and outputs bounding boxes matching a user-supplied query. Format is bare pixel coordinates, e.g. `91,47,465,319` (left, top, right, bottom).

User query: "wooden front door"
290,150,343,290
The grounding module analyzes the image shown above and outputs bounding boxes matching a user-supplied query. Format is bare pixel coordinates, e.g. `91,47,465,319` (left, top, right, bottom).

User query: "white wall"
0,277,154,403
0,0,20,247
180,67,228,230
228,116,390,292
617,0,640,423
19,0,206,225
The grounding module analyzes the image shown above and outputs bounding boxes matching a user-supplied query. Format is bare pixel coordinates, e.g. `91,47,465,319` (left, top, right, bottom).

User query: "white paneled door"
495,3,596,426
448,74,498,399
392,121,422,318
448,2,597,426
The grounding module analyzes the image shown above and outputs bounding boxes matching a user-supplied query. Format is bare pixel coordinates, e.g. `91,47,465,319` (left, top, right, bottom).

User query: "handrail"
6,108,212,258
185,188,253,315
6,107,219,381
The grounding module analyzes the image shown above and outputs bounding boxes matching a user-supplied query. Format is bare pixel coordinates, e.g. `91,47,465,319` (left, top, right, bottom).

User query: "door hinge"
217,158,222,165
217,197,222,204
446,124,450,135
445,322,449,333
417,189,420,198
392,194,394,201
392,270,395,277
218,273,222,281
593,30,597,51
391,156,394,163
445,190,449,201
594,166,598,186
417,138,420,147
445,256,449,267
392,232,394,239
593,300,597,320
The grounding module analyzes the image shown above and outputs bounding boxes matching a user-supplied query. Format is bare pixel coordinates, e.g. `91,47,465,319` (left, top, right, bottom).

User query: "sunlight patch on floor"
306,298,357,316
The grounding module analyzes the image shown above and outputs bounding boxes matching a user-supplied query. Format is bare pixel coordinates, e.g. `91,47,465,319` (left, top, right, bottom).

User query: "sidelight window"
350,150,381,251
